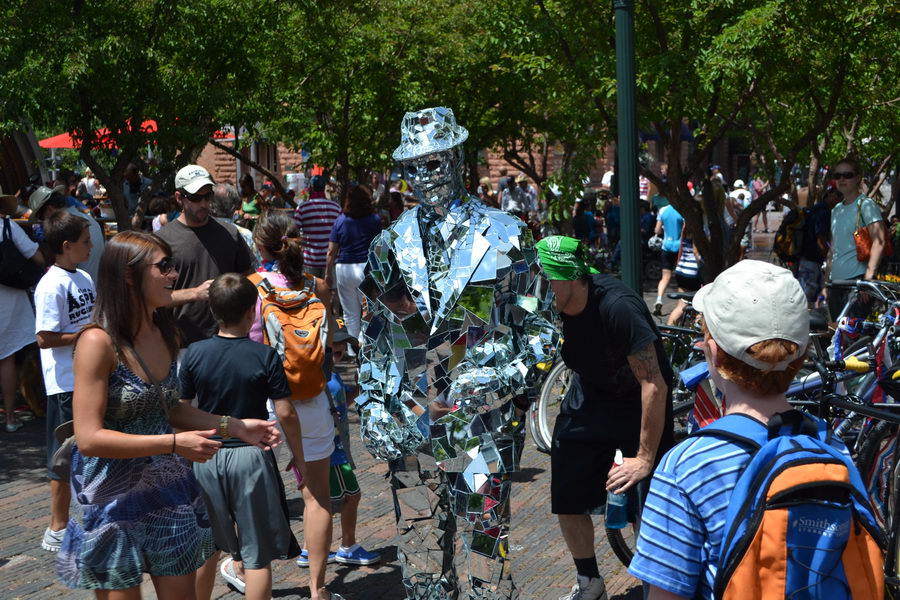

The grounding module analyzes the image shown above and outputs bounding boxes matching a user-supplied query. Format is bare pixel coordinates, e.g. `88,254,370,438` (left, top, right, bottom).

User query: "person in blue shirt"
653,204,684,315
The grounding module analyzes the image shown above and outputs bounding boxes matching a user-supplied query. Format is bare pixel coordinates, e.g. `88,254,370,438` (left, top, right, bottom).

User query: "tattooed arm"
606,341,669,494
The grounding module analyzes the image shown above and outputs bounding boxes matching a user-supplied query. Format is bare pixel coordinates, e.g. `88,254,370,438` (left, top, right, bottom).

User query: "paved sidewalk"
0,217,781,599
0,411,641,599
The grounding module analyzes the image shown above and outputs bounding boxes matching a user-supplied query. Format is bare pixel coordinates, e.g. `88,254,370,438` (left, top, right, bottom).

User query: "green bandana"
535,236,599,281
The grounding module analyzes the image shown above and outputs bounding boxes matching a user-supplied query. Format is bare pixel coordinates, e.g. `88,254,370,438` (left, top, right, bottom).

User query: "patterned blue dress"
57,362,215,590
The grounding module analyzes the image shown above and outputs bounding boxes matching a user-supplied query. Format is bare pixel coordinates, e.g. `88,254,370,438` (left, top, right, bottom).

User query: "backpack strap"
691,410,831,450
688,413,767,452
765,409,824,441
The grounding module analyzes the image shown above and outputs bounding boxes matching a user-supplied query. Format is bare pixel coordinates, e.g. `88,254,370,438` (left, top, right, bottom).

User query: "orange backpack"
249,273,327,400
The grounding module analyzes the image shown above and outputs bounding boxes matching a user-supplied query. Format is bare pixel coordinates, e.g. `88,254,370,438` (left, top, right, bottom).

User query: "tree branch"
209,137,289,200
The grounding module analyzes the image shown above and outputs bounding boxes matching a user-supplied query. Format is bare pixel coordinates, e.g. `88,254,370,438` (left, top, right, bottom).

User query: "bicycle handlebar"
805,355,873,376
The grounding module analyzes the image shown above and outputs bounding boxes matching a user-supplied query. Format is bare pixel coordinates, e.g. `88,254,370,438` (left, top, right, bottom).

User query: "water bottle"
605,449,628,529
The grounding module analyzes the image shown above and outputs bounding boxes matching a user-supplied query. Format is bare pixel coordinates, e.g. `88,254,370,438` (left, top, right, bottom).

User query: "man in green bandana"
535,236,674,600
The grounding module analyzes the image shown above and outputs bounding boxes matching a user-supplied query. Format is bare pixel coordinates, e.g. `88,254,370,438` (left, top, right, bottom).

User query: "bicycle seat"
808,311,829,333
667,291,696,301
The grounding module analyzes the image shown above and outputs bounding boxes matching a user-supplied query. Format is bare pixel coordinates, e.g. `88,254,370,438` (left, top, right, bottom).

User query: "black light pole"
614,0,641,292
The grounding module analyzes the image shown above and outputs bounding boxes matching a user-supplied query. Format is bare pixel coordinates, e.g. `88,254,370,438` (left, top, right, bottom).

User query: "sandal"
219,556,246,594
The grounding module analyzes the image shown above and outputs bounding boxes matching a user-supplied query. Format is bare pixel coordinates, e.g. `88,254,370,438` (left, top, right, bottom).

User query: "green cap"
535,236,600,281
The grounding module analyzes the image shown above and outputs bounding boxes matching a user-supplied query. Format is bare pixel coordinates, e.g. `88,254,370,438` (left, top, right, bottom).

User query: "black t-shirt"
800,201,831,263
156,219,252,345
179,335,291,447
555,274,674,444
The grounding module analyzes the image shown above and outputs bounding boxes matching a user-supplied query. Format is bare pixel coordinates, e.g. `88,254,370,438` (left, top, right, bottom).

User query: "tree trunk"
79,146,133,231
209,138,288,201
465,148,480,193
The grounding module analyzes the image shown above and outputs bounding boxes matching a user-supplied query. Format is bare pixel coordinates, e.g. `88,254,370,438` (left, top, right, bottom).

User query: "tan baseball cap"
175,165,215,194
692,260,809,371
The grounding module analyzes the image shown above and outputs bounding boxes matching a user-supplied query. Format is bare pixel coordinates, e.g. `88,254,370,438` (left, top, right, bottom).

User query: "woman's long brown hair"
91,231,180,359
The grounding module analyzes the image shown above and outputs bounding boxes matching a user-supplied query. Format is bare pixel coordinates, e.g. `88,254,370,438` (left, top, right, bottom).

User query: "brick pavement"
0,216,780,599
0,409,641,599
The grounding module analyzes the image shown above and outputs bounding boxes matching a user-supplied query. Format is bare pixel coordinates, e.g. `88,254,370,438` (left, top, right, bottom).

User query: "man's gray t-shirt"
156,218,252,345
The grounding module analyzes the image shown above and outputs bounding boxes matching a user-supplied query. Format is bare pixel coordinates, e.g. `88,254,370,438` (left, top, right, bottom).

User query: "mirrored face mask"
403,151,460,206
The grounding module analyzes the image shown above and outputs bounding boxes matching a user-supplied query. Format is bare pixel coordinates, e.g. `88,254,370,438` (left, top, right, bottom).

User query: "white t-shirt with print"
34,265,96,395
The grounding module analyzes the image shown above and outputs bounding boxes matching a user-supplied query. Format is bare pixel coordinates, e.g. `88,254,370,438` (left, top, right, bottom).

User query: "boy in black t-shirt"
182,273,303,599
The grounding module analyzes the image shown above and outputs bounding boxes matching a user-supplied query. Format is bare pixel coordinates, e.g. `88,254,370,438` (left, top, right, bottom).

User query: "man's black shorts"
550,436,644,517
661,250,677,271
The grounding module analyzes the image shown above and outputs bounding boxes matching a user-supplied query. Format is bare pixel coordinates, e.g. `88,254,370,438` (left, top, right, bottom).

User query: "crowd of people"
0,119,894,600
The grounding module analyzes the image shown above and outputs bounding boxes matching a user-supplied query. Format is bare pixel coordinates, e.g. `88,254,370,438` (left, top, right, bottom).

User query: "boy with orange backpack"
629,260,884,599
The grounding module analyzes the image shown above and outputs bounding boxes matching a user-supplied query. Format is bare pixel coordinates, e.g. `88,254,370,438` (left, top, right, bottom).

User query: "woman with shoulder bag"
824,156,887,319
0,190,44,432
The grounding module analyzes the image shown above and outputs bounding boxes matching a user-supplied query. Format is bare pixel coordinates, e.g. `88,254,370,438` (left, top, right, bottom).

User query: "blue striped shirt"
628,415,847,598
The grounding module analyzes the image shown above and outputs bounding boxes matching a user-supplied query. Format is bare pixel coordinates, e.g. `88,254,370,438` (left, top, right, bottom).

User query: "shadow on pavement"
510,466,545,483
611,585,644,599
0,417,48,486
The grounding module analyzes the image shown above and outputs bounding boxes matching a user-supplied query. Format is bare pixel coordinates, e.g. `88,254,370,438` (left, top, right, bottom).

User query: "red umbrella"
38,120,159,149
39,120,235,149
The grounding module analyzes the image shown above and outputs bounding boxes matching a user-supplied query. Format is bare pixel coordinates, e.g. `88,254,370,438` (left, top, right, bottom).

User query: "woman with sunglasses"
824,156,886,319
58,231,280,599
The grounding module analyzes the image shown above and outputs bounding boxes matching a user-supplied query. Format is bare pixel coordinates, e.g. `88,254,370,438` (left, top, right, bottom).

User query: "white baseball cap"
733,179,746,189
692,260,808,371
175,165,215,194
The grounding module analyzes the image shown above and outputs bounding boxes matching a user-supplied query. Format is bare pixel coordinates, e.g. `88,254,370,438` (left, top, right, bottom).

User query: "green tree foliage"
500,0,900,276
0,0,290,227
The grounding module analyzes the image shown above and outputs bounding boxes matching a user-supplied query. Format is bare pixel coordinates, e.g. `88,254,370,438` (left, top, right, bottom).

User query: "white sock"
655,296,662,304
339,543,360,553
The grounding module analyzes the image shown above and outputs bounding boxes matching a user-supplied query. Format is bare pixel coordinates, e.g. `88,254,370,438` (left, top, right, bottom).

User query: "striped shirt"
674,236,700,279
293,196,341,268
629,414,848,598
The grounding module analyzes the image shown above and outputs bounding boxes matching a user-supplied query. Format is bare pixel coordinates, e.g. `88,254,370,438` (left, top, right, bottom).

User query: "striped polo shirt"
293,195,341,269
629,414,848,598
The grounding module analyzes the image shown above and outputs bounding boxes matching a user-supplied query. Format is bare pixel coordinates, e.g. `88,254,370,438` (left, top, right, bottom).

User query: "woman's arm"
73,328,219,461
864,220,886,280
325,241,340,289
316,276,337,351
169,401,281,451
273,398,306,485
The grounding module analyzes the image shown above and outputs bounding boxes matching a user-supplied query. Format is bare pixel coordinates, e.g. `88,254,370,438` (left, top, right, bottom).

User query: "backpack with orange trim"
249,273,327,400
692,410,884,599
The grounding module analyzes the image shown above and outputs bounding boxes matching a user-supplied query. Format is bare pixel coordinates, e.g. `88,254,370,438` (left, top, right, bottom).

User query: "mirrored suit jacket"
357,196,559,469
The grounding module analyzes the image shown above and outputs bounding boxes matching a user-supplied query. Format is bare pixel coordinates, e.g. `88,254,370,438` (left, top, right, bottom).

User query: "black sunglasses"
150,256,176,275
183,189,213,202
833,171,857,180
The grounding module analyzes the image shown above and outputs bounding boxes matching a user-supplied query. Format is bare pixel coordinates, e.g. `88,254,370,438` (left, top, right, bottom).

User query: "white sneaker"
219,557,246,594
559,575,608,600
41,527,65,552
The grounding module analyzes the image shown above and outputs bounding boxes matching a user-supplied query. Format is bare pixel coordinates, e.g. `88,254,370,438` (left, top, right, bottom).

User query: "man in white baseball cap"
157,165,253,345
174,164,215,194
629,260,830,598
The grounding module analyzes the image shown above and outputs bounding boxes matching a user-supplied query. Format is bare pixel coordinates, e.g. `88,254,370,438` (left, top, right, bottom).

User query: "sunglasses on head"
832,171,857,180
150,256,175,275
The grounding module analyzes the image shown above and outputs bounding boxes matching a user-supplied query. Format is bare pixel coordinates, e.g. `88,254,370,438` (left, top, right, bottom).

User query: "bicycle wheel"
605,525,636,567
672,397,695,443
856,419,899,530
534,361,571,453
